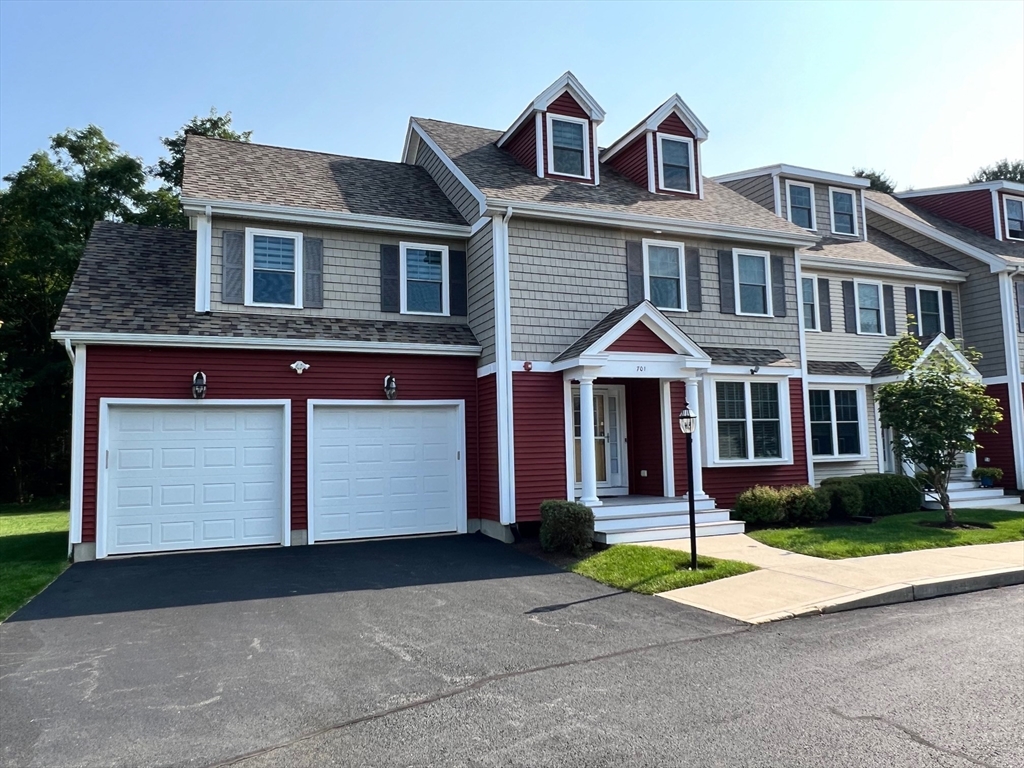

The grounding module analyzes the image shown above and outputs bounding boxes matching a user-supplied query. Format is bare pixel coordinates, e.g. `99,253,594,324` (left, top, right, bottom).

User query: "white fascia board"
799,254,967,283
897,180,1024,197
584,303,711,361
807,374,872,385
706,365,799,377
713,164,869,188
485,199,817,247
51,331,481,357
498,72,606,148
601,95,709,163
864,198,1011,273
181,197,472,239
404,121,488,220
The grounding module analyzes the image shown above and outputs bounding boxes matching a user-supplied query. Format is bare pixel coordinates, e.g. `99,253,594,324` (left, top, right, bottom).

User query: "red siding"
82,346,480,542
905,190,995,237
477,374,500,521
607,134,649,189
674,378,808,508
607,322,676,354
547,91,589,119
976,383,1018,489
512,372,567,521
541,91,597,185
652,112,699,198
504,122,537,174
624,379,663,496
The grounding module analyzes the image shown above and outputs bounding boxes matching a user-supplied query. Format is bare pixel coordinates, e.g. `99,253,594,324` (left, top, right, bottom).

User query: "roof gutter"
799,254,967,282
485,199,818,248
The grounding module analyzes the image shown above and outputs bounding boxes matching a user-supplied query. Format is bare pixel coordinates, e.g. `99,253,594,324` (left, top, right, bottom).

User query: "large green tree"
969,159,1024,184
876,335,1002,526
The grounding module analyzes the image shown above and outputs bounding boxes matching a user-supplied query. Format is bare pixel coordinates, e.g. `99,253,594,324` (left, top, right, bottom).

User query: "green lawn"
570,544,758,595
0,498,70,621
748,509,1024,560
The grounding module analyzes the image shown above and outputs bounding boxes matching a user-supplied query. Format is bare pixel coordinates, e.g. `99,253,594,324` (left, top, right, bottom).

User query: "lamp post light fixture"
191,371,207,400
383,373,398,400
677,407,698,571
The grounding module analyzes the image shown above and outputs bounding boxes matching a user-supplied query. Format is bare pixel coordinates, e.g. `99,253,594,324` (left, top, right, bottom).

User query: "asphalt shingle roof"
553,303,643,362
181,135,468,226
414,119,814,237
801,228,961,271
702,347,796,367
866,190,1024,265
807,360,870,376
55,222,478,347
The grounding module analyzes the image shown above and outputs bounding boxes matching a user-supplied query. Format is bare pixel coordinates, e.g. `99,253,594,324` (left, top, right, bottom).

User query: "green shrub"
733,486,787,526
539,500,595,555
819,478,864,520
848,473,921,516
785,485,831,525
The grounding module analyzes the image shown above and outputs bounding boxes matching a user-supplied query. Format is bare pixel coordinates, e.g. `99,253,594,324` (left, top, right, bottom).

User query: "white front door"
309,403,463,542
572,385,627,494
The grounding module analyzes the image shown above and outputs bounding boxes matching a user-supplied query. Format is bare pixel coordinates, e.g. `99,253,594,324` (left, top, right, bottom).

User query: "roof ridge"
186,134,413,168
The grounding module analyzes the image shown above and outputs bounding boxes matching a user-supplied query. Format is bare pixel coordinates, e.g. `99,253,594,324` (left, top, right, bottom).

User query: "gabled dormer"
496,71,605,185
895,181,1024,242
600,95,709,199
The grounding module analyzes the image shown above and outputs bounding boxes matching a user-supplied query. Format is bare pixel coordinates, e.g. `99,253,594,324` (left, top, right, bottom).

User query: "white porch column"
963,432,978,477
684,378,706,500
578,376,601,508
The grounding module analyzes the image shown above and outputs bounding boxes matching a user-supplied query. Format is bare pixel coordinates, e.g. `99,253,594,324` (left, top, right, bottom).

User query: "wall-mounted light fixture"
192,371,207,399
750,365,761,375
383,373,398,400
523,361,533,372
290,361,310,375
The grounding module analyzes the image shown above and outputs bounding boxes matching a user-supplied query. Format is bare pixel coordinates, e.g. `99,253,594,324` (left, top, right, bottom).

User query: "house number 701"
636,365,646,372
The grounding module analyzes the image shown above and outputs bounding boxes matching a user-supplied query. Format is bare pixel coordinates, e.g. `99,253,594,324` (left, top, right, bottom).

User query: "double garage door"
100,401,463,558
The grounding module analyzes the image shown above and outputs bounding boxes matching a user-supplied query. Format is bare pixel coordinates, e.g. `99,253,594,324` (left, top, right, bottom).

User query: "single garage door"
101,403,286,557
310,403,463,542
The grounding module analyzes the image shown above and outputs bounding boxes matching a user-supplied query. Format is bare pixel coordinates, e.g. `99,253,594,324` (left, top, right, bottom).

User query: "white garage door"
101,403,286,557
310,403,463,542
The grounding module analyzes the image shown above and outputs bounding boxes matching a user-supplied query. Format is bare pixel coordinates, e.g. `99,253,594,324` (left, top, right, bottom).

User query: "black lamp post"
678,407,698,571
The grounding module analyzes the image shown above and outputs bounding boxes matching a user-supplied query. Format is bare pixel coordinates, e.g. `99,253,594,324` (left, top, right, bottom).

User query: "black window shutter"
718,250,735,314
817,278,832,332
770,254,786,317
626,240,644,304
303,238,324,309
842,280,856,333
883,284,896,336
685,246,702,311
942,289,955,338
380,244,400,312
221,230,245,305
449,250,467,316
905,286,918,335
1017,282,1024,333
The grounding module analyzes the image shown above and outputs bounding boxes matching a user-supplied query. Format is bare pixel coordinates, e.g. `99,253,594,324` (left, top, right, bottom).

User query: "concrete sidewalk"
655,534,1024,623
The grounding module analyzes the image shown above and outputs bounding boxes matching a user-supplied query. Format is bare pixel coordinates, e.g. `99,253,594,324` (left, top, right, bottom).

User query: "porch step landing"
592,497,745,545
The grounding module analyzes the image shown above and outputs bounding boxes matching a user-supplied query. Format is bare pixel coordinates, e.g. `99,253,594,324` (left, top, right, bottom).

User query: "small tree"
853,167,896,193
969,159,1024,184
876,334,1002,525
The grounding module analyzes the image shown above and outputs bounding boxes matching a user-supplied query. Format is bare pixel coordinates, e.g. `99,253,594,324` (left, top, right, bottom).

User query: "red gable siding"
976,383,1018,489
607,134,649,189
542,90,596,184
547,91,589,119
652,112,699,197
82,346,481,542
504,121,537,174
477,373,500,521
906,189,995,237
607,322,676,354
624,379,663,496
512,372,567,521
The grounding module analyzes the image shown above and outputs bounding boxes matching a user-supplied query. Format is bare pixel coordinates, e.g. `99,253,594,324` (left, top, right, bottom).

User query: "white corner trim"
660,379,676,496
784,179,817,231
997,272,1024,485
492,213,516,524
860,190,868,243
563,380,575,501
772,174,782,217
194,210,212,313
69,344,87,548
407,120,487,220
646,133,656,193
992,189,1003,241
794,253,815,486
534,112,544,178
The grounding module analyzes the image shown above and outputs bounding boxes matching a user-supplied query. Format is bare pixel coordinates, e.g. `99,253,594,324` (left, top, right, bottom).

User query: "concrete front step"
946,495,1020,509
595,520,746,545
926,487,1018,502
595,510,733,532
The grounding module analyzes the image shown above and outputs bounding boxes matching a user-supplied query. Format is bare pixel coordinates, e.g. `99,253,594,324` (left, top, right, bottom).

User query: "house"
52,73,1020,560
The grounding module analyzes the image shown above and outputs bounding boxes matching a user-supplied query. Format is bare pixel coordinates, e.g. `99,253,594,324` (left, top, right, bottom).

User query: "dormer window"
785,181,816,230
1005,196,1024,240
829,188,858,236
547,115,590,178
657,134,695,193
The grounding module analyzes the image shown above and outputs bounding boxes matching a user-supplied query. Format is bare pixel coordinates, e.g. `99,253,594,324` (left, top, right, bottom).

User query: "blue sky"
1,0,1022,191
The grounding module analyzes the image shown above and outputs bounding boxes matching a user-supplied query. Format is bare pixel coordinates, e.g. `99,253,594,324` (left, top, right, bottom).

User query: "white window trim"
801,273,820,332
854,279,885,336
546,113,591,180
244,227,303,309
808,386,869,462
785,179,817,231
828,186,859,237
400,242,450,316
642,238,687,312
1003,194,1024,241
733,248,773,317
704,375,793,467
915,285,943,336
656,133,696,194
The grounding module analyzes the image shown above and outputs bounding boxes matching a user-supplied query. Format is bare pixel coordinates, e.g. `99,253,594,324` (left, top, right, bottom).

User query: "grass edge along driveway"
747,509,1024,560
570,544,757,594
0,499,70,621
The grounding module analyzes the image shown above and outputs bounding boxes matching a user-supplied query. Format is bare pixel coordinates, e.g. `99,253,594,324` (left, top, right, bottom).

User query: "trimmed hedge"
539,500,595,555
821,474,920,518
733,485,829,528
819,478,865,520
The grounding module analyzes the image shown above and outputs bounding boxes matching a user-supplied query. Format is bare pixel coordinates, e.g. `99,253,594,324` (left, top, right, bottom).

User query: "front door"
572,385,627,494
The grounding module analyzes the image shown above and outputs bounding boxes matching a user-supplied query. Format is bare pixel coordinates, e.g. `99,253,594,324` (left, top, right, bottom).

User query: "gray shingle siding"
506,218,802,363
778,178,864,238
719,174,776,212
468,223,496,366
414,140,481,224
867,211,1007,377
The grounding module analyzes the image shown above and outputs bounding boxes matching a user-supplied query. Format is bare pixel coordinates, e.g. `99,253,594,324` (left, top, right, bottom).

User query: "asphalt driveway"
0,534,740,767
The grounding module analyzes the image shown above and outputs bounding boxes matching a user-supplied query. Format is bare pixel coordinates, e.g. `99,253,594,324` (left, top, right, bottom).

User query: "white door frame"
306,399,468,544
568,384,629,497
96,398,292,559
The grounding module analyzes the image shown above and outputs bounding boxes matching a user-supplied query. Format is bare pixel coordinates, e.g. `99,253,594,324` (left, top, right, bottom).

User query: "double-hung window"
735,249,772,316
657,134,695,193
1004,196,1024,240
809,389,863,458
400,243,449,315
855,281,883,334
802,276,818,330
245,228,303,308
715,380,782,461
786,181,816,230
916,287,942,336
643,239,686,310
829,187,858,236
548,116,589,178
